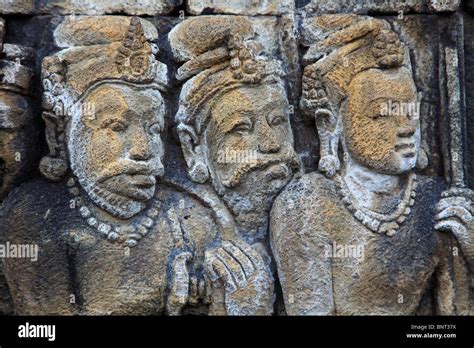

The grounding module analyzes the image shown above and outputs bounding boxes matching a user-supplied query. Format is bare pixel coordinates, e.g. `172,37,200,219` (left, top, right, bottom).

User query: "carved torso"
271,172,470,315
0,180,218,315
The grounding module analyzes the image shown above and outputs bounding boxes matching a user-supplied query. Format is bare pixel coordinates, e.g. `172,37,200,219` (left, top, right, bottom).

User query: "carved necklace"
334,172,417,236
67,177,159,248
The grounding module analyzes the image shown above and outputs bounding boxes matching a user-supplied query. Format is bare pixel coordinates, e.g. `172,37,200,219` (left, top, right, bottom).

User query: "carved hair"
39,16,169,181
300,14,412,177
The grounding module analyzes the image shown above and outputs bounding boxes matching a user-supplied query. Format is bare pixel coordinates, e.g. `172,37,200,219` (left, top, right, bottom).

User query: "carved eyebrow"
261,96,286,110
363,97,415,115
100,115,128,128
215,111,253,133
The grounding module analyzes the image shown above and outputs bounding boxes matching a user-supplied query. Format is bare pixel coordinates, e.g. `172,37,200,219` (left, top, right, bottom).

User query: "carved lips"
395,142,416,158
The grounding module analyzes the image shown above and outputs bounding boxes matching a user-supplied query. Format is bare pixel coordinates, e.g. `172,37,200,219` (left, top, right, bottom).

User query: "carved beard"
208,149,300,242
75,174,147,219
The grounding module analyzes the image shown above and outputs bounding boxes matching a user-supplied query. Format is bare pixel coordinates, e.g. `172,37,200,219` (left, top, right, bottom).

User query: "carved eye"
231,120,252,134
108,120,128,132
269,113,287,126
149,123,162,135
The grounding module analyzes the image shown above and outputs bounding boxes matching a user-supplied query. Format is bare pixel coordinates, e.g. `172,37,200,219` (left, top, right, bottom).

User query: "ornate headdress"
300,14,410,177
169,16,285,136
40,16,169,181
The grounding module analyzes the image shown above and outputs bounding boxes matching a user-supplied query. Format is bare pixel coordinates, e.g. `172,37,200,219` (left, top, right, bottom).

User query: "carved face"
68,83,165,218
343,68,420,175
205,84,298,195
0,91,36,200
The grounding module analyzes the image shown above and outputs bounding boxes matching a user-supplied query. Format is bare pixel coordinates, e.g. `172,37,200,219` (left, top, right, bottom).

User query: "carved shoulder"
272,172,338,223
0,180,75,315
270,172,340,249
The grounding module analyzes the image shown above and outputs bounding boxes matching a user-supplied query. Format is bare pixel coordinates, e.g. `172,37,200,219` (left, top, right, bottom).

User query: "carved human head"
40,16,169,218
169,16,299,199
301,15,422,177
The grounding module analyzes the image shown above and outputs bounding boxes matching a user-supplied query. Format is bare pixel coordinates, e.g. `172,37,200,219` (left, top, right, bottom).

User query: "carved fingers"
204,240,274,315
436,206,472,225
166,251,192,316
205,240,257,292
435,189,474,267
221,240,256,277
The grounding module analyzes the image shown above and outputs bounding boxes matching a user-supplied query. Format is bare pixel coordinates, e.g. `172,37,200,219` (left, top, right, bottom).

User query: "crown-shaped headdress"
42,16,168,115
169,16,285,135
40,16,169,181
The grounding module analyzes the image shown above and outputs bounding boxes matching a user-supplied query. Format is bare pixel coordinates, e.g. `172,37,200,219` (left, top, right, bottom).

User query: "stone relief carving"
271,14,473,315
169,15,301,315
0,18,38,201
0,15,221,315
0,1,472,317
0,16,39,315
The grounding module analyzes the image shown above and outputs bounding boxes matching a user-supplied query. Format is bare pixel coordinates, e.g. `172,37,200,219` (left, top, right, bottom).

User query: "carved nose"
129,130,152,161
257,131,281,154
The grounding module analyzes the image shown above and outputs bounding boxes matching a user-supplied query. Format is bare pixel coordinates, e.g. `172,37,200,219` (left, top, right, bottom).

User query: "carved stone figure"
270,14,473,315
0,15,224,315
169,16,301,315
0,2,472,319
0,18,40,315
0,26,38,201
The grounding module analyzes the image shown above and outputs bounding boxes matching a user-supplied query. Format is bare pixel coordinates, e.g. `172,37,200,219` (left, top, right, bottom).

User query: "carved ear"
416,147,429,171
177,123,209,184
39,111,67,182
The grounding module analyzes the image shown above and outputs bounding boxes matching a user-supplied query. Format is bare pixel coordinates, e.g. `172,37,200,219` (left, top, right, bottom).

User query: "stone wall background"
0,0,472,315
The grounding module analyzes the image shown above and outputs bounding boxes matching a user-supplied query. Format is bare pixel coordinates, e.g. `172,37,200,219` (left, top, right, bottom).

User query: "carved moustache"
97,160,164,184
219,148,300,189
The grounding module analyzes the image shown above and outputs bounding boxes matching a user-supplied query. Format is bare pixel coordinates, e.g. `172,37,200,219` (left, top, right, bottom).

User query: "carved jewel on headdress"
301,65,331,112
115,17,153,79
227,32,264,83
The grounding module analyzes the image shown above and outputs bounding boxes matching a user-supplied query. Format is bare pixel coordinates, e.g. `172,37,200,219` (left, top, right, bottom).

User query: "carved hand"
204,240,274,315
166,251,192,315
435,187,474,269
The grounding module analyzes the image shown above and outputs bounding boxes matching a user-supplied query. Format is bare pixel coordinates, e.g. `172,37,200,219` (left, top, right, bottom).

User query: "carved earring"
416,147,429,171
314,109,341,178
188,159,209,184
39,156,68,182
318,155,340,178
